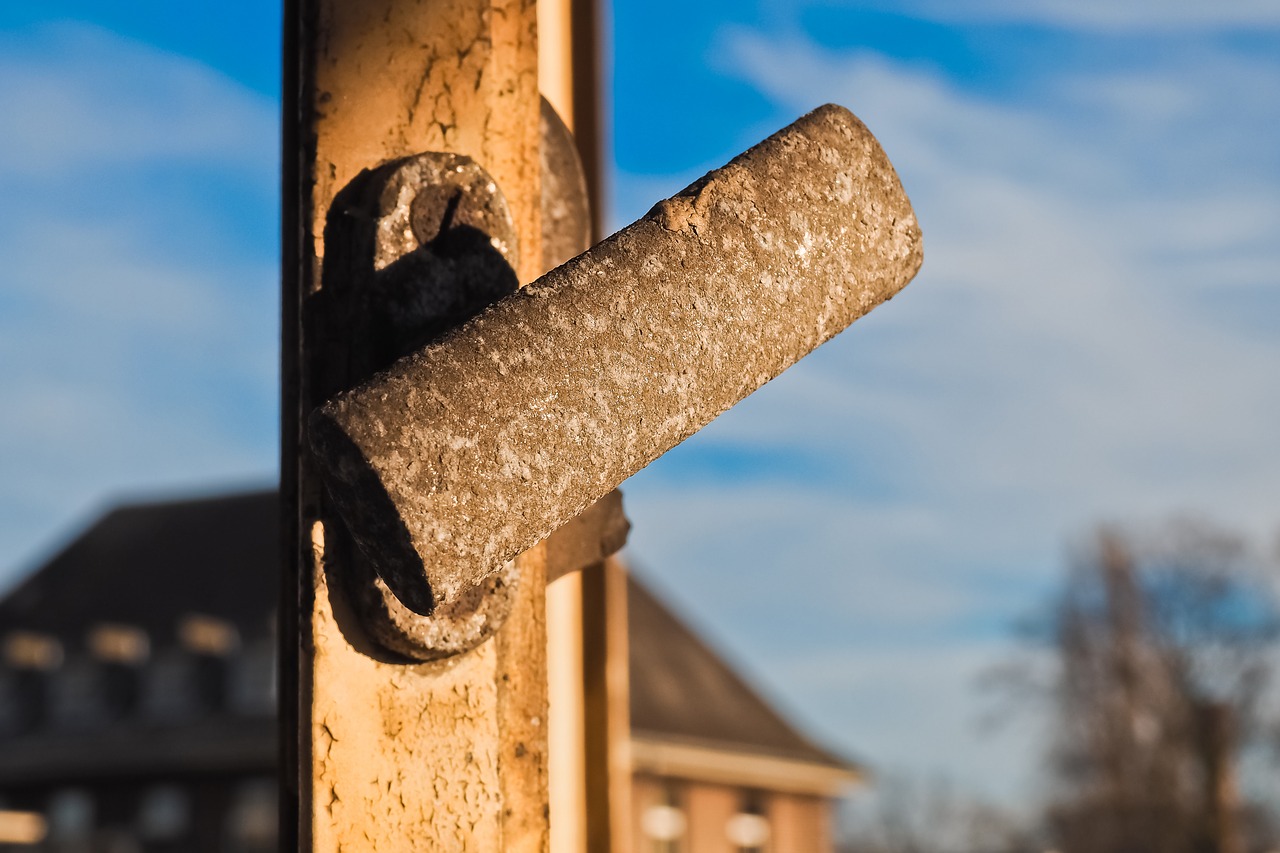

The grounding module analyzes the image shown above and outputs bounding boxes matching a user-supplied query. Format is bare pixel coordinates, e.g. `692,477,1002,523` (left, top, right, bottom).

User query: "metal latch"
312,103,922,659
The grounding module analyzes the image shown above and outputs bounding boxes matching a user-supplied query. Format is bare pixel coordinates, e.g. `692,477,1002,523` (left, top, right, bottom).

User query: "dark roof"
627,574,850,769
2,490,850,770
0,491,277,647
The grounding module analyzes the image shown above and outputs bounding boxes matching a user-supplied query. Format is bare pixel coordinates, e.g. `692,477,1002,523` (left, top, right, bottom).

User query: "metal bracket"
310,105,921,641
316,101,627,661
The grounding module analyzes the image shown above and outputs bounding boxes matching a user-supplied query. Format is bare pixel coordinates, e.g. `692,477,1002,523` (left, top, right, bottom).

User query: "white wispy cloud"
620,26,1280,803
0,23,276,178
0,24,279,583
823,0,1280,32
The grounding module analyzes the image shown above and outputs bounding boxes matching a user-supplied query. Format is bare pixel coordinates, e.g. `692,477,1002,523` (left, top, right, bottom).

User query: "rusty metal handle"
311,103,923,618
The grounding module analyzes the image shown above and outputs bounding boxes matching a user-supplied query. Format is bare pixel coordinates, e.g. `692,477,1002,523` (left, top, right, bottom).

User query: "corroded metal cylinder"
311,103,923,615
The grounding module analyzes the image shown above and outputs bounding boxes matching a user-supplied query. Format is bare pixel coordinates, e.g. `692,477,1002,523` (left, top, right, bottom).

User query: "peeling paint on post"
281,0,547,850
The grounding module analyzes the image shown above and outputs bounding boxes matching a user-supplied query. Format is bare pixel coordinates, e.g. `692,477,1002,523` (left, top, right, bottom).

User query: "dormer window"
3,631,63,670
142,649,227,720
49,657,140,727
87,623,149,665
228,639,276,717
178,614,240,657
0,668,47,735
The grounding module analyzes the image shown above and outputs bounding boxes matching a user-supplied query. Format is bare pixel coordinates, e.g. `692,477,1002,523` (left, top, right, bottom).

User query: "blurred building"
0,491,856,852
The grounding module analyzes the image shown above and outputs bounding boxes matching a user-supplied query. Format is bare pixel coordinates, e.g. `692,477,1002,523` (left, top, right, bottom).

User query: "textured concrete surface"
312,103,924,616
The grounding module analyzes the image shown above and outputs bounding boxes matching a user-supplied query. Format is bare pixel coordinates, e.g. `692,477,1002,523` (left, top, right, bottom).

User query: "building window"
178,614,240,657
225,778,277,853
0,668,46,735
142,650,227,719
726,791,770,853
49,658,139,727
0,809,48,847
137,785,190,842
641,781,686,853
86,624,149,665
49,660,102,728
0,633,60,735
47,788,94,843
228,639,276,717
3,631,63,670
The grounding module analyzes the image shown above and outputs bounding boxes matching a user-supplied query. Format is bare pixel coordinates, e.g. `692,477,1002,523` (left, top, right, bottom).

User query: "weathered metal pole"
281,0,548,849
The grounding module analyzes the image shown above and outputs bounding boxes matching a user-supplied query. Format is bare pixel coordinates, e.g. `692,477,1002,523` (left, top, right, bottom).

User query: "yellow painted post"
535,3,625,849
536,0,605,237
583,557,633,853
538,3,586,851
281,0,547,849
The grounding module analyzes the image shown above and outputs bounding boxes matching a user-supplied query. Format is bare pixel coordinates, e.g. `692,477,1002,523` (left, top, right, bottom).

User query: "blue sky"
2,0,1279,813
